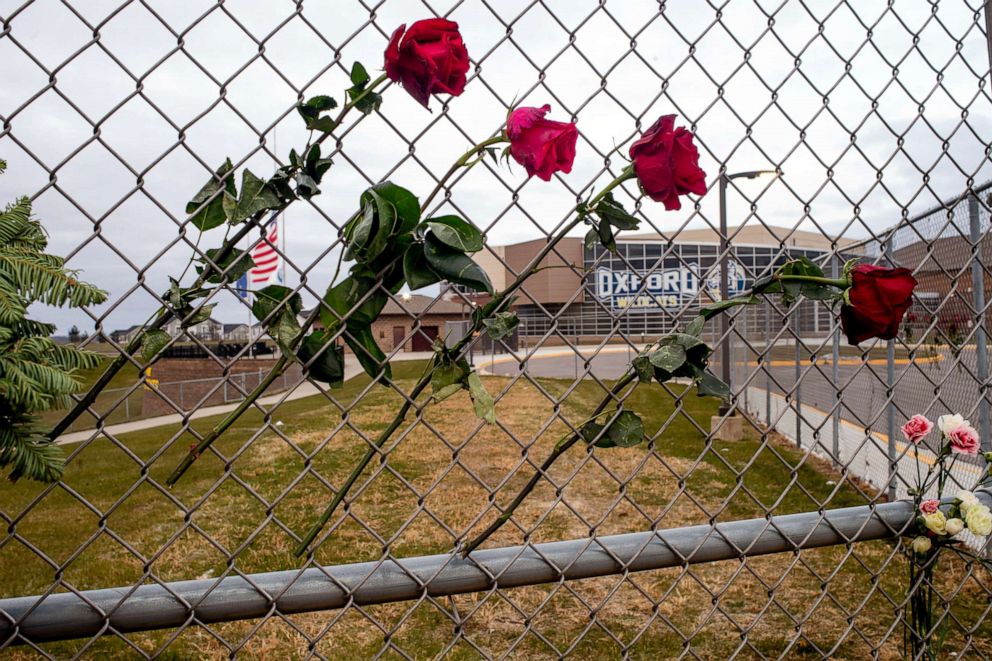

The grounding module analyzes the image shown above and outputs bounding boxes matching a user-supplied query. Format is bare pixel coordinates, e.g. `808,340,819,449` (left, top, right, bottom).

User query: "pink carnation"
901,414,933,444
948,423,980,455
919,499,940,514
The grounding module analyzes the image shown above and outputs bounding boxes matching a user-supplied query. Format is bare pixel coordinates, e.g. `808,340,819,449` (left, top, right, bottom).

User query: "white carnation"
938,413,966,436
945,518,965,536
965,504,992,537
911,536,932,554
957,490,980,513
922,511,947,535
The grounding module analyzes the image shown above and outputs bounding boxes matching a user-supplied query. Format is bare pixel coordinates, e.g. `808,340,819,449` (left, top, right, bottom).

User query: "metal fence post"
969,193,990,450
795,315,802,449
832,254,841,467
765,298,771,426
885,235,897,500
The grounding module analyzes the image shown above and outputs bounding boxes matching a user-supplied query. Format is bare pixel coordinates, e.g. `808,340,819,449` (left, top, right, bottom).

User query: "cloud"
1,0,989,333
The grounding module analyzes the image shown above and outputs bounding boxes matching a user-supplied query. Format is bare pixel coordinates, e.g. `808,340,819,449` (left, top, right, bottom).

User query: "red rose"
384,19,470,108
628,114,707,210
506,105,578,181
840,264,917,344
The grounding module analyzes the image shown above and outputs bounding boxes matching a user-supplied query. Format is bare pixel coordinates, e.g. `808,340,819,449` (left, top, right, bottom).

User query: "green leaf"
344,204,375,261
347,62,382,115
403,243,442,291
367,182,420,234
665,333,706,351
363,191,397,262
426,216,484,252
198,247,254,284
579,421,606,445
631,354,654,383
232,169,281,222
697,370,731,398
431,358,469,403
597,220,617,253
483,311,519,341
253,284,302,321
606,411,644,447
271,311,302,348
590,411,644,448
584,227,600,251
139,329,170,363
700,294,757,320
347,187,407,264
595,193,639,230
423,235,493,294
294,172,320,199
319,276,385,329
649,344,687,372
345,325,391,380
350,61,370,87
298,331,344,386
352,90,382,115
251,286,303,348
466,371,495,424
186,159,236,231
801,285,838,301
750,274,780,294
297,95,338,132
685,314,706,337
184,303,216,327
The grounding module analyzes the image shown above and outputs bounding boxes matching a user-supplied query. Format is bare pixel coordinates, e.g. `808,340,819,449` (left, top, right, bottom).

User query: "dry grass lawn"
1,361,990,659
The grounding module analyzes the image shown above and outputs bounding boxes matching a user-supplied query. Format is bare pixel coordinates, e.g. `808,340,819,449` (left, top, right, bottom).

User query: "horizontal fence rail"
4,491,988,646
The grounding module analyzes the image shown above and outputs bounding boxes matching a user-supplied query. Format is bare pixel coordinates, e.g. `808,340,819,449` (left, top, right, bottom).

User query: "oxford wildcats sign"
595,263,747,310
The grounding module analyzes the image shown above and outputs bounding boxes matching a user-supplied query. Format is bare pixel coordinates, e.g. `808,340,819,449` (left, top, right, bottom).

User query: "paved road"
481,343,989,455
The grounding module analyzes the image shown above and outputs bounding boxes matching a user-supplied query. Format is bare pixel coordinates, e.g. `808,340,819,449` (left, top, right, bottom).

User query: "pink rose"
384,19,470,108
901,414,933,444
628,114,707,211
919,499,940,514
948,423,980,454
506,105,578,181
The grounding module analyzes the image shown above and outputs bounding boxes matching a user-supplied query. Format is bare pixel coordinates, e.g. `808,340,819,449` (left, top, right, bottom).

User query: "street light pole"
718,169,780,415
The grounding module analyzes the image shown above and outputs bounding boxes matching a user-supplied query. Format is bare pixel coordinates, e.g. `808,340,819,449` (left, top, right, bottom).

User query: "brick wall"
142,358,303,416
370,313,463,352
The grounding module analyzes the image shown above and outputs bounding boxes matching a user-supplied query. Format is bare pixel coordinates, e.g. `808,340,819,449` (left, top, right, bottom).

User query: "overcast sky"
2,0,990,335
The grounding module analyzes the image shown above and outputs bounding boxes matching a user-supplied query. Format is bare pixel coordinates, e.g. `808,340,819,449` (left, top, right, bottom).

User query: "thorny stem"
165,249,346,487
460,373,639,557
170,126,501,489
293,166,639,556
50,75,389,444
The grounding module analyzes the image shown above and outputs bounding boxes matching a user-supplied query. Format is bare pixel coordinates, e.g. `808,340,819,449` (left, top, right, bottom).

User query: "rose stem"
293,167,637,556
459,372,638,557
48,76,390,445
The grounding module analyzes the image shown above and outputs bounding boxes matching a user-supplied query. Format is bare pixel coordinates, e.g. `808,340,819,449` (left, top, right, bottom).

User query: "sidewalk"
56,351,436,445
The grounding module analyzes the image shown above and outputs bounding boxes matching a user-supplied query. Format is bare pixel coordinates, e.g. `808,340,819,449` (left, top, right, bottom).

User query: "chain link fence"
3,1,992,658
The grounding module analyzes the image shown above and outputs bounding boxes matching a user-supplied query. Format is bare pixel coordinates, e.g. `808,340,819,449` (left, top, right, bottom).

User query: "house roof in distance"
380,294,469,316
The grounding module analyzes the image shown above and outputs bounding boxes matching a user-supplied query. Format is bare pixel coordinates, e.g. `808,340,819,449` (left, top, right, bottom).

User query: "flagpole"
246,229,254,359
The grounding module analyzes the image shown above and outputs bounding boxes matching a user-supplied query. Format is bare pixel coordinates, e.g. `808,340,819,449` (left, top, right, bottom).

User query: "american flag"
249,221,281,286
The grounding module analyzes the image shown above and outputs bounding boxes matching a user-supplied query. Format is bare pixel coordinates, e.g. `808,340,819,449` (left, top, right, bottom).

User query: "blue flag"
235,273,250,299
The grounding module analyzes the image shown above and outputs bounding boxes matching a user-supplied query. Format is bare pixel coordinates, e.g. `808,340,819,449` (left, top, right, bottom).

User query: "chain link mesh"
2,0,992,657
